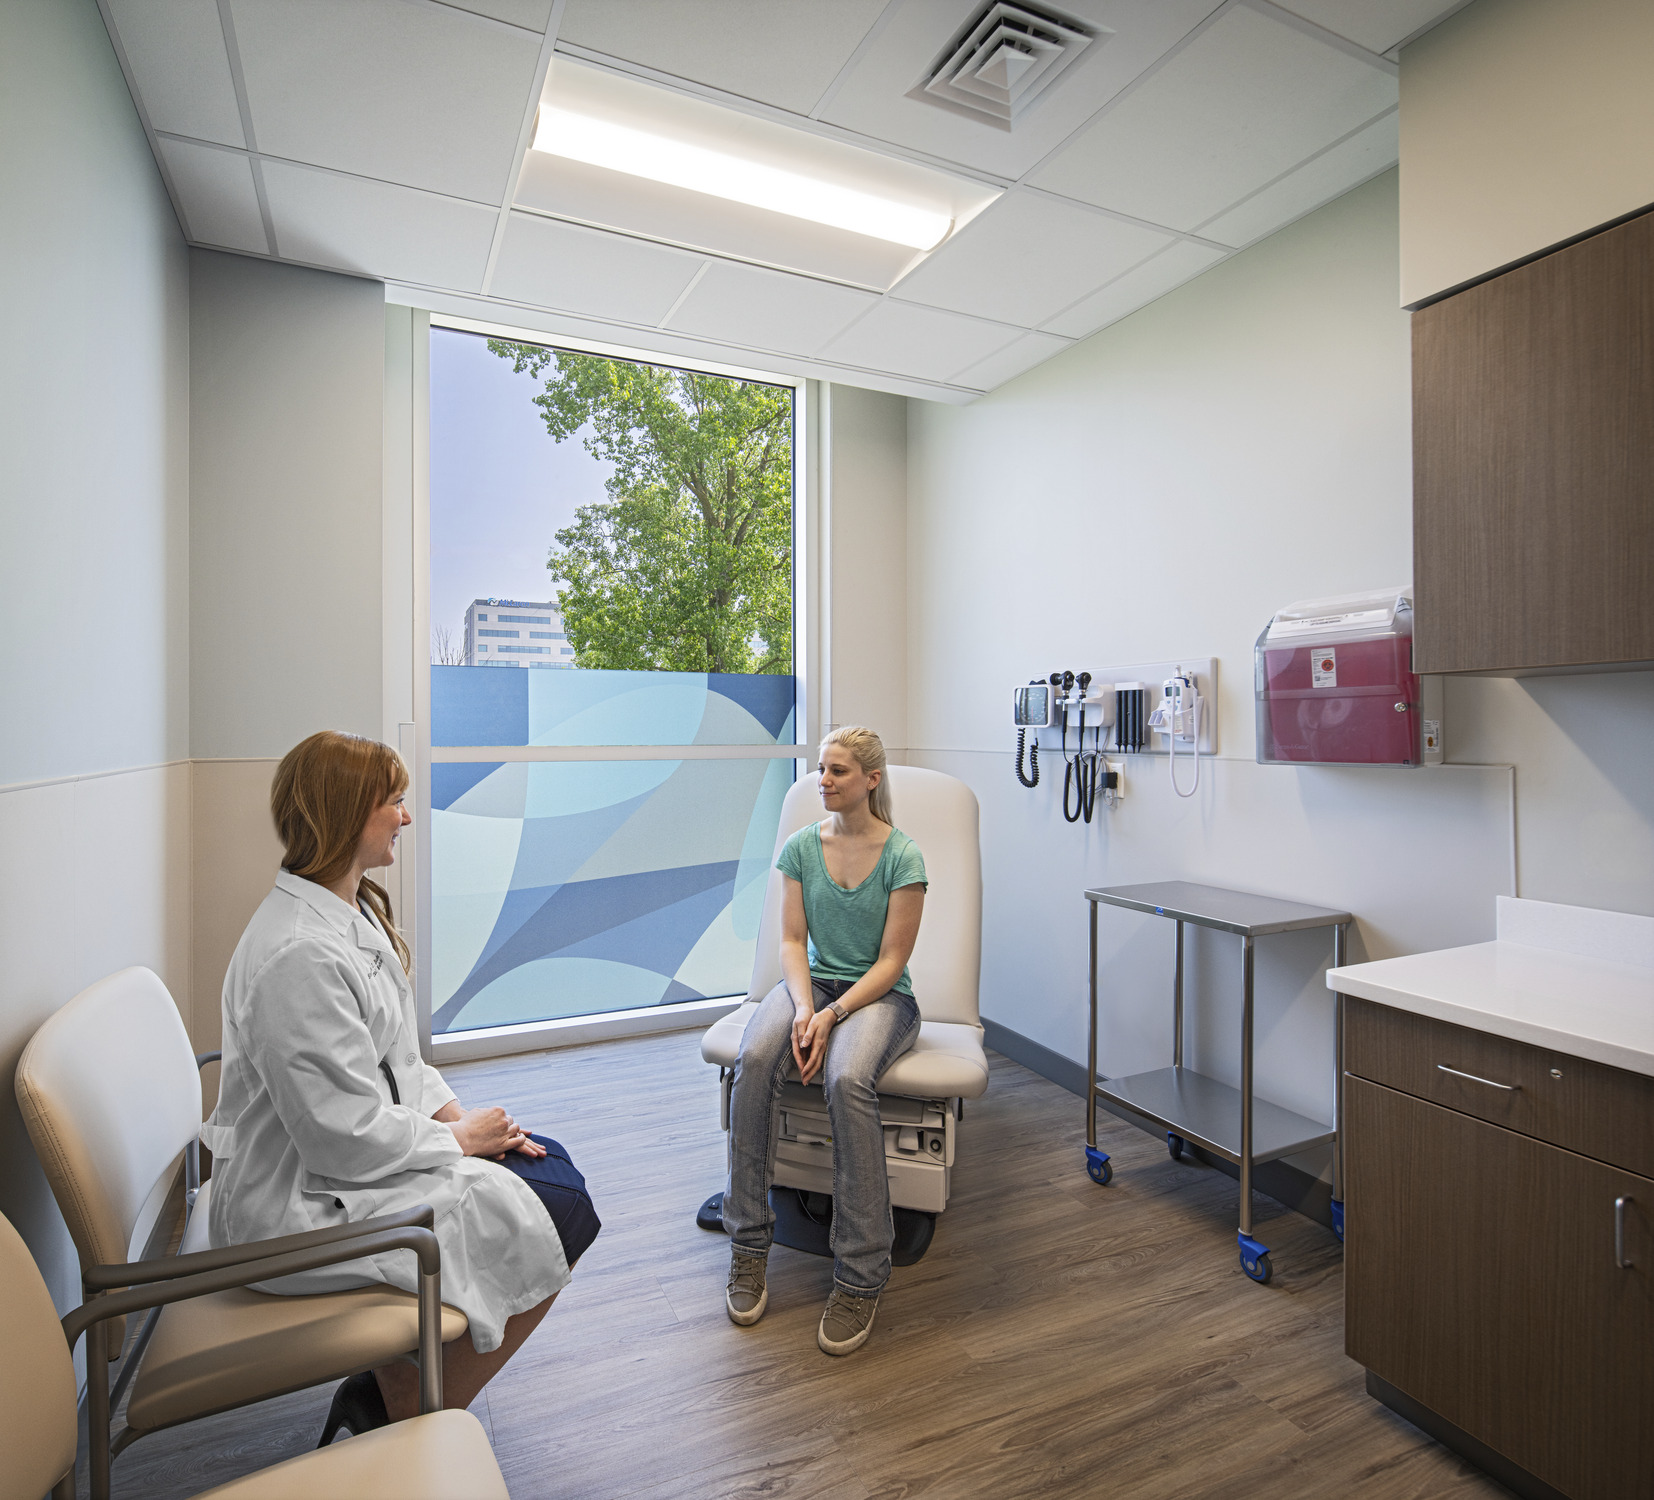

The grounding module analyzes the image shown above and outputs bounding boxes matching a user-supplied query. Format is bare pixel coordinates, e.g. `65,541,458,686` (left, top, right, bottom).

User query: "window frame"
412,313,816,1062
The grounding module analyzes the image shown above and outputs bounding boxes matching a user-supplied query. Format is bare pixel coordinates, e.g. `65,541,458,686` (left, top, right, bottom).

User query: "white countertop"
1328,940,1654,1076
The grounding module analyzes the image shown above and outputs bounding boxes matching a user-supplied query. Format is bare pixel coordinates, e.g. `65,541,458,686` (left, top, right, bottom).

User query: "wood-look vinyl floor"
78,1032,1509,1500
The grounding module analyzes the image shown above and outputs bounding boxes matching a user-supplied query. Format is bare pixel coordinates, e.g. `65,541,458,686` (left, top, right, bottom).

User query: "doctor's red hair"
271,731,412,974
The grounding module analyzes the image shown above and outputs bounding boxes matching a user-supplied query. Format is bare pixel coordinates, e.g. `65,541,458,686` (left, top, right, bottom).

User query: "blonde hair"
271,731,412,974
821,725,892,826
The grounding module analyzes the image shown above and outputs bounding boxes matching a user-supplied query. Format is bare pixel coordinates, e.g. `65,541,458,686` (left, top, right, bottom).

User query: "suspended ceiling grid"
98,0,1470,403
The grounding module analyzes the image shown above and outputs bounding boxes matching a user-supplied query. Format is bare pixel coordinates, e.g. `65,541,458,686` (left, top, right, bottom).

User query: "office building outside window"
462,598,575,667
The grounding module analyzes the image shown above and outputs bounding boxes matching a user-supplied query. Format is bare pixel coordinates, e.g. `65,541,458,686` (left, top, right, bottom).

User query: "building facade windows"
497,644,550,654
478,629,519,638
498,613,551,624
461,598,571,668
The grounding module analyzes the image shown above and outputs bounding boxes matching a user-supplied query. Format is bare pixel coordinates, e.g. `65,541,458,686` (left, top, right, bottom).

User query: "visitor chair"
0,1207,506,1500
699,766,988,1261
14,967,469,1500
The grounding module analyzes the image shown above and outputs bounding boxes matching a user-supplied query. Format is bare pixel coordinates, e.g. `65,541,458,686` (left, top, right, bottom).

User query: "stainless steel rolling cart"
1083,881,1351,1284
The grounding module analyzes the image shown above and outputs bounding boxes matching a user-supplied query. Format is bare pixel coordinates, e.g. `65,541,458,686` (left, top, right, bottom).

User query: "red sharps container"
1255,589,1421,766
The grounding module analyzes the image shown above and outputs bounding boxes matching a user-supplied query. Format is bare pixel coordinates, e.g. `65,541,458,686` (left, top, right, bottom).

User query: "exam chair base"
695,1189,937,1267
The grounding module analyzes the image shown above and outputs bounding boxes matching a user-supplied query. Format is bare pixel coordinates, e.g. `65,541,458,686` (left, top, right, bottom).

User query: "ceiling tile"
950,331,1072,391
1029,4,1396,231
1198,108,1397,247
662,261,876,357
228,0,541,203
443,0,556,30
157,138,268,253
891,189,1172,327
816,300,1021,384
262,162,498,289
558,0,890,114
1272,0,1469,54
106,0,245,148
489,213,704,325
1041,239,1228,338
820,0,1224,181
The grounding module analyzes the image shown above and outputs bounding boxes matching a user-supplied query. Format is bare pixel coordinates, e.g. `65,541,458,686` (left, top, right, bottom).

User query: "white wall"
905,170,1654,1177
0,0,191,1345
823,384,909,754
189,249,385,759
1400,0,1654,304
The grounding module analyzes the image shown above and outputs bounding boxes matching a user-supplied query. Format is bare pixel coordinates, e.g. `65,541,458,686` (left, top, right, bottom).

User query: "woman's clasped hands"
439,1102,548,1161
791,1001,837,1087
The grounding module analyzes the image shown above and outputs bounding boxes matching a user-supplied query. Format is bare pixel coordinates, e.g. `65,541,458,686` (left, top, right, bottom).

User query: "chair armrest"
196,1051,222,1069
64,1223,440,1350
83,1204,437,1290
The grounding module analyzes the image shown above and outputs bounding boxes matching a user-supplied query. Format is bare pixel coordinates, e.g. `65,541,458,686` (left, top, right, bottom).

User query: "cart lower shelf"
1094,1065,1334,1164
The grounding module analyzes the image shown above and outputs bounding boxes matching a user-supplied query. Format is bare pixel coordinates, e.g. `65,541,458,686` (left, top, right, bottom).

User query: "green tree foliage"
489,342,793,674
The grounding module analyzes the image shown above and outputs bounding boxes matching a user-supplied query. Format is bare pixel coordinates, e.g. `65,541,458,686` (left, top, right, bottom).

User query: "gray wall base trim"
1366,1373,1566,1500
982,1016,1335,1232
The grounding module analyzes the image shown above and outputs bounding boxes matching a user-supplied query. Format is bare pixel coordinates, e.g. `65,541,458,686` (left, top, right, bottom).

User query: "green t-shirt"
775,822,928,997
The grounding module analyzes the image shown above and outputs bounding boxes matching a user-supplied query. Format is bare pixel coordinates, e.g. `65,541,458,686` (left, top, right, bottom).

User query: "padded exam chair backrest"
0,1210,78,1500
745,767,982,1027
15,967,202,1274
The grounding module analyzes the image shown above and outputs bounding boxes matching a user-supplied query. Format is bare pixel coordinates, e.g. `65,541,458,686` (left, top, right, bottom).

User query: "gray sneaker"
817,1286,879,1356
725,1249,768,1326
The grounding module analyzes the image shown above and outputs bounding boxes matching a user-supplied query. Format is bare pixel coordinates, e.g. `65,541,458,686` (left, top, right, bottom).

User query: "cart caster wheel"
1167,1133,1186,1161
1239,1233,1272,1284
1085,1146,1113,1186
1330,1198,1345,1243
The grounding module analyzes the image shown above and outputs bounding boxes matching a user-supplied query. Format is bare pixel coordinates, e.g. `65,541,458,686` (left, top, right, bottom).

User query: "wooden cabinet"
1411,208,1654,674
1345,1001,1653,1500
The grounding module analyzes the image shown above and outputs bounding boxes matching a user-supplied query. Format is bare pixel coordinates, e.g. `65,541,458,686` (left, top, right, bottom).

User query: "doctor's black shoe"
725,1248,769,1326
317,1370,391,1446
817,1286,878,1356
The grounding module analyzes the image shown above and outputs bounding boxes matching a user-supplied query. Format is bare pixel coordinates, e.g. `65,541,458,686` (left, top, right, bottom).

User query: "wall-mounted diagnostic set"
1255,588,1441,767
1012,659,1216,818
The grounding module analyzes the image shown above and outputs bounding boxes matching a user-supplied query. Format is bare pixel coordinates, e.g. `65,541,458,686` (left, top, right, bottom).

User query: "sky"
429,327,614,646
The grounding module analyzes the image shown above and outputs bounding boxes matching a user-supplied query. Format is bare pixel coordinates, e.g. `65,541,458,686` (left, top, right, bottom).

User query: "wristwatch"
827,1000,849,1024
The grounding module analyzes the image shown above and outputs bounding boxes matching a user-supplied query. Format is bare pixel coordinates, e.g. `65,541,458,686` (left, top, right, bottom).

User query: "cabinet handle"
1617,1196,1634,1270
1435,1063,1519,1092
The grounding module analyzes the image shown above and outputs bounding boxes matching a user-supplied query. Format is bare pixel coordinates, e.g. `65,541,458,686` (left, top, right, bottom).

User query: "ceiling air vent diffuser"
909,2,1097,131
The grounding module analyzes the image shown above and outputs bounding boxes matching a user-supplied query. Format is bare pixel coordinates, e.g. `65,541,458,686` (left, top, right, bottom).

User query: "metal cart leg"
1237,934,1272,1283
1330,920,1348,1242
1173,920,1185,1069
1085,899,1111,1185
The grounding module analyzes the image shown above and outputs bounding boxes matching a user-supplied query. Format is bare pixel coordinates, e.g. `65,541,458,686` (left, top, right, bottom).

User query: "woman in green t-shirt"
721,725,927,1357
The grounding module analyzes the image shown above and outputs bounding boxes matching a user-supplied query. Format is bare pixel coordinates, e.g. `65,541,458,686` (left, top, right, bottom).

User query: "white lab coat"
200,871,568,1352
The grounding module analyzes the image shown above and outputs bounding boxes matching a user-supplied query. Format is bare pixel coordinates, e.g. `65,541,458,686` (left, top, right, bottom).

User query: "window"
478,629,519,638
427,326,800,1037
476,613,488,621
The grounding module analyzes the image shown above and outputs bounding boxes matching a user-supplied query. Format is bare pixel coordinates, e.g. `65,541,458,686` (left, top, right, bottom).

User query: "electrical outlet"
1106,761,1124,799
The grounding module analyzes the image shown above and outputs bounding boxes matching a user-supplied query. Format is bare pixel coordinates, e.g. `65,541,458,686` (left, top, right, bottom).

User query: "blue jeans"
724,978,920,1296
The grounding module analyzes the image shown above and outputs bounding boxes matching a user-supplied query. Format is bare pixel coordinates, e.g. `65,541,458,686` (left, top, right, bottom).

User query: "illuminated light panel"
531,108,953,251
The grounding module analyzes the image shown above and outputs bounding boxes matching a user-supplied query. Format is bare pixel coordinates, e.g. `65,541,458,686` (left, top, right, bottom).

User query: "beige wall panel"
826,385,909,754
191,760,284,1077
1400,0,1654,305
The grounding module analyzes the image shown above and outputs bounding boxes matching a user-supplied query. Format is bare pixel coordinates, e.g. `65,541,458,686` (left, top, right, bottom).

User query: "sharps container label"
1311,648,1337,689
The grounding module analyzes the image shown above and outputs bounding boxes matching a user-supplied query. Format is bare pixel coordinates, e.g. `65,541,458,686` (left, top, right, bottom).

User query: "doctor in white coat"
202,731,578,1441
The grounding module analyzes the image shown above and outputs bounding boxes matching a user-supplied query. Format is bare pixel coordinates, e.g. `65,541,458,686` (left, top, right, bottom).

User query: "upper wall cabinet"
1411,210,1654,676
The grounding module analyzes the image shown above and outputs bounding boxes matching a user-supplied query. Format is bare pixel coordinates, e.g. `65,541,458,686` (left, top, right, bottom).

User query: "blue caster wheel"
1167,1133,1186,1161
1238,1232,1273,1284
1085,1146,1113,1186
1330,1199,1345,1243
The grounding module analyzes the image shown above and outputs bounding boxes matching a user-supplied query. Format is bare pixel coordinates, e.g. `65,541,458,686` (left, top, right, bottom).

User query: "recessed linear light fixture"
530,107,953,252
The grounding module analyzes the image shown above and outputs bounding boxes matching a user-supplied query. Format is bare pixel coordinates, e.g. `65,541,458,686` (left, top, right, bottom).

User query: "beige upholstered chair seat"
701,1007,989,1100
188,1409,508,1500
127,1182,469,1433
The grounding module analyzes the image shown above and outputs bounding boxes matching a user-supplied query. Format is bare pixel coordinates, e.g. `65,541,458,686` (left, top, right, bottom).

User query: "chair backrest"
0,1211,78,1500
745,766,982,1026
14,967,201,1274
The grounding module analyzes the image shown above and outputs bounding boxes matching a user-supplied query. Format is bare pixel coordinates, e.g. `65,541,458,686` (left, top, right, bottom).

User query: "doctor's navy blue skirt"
497,1135,601,1266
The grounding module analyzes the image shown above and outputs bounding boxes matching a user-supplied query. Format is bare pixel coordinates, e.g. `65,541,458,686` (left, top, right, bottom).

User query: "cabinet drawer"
1346,997,1654,1178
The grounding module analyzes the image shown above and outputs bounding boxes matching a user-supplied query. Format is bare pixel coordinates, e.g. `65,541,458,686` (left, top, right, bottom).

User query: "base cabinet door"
1346,1077,1653,1499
